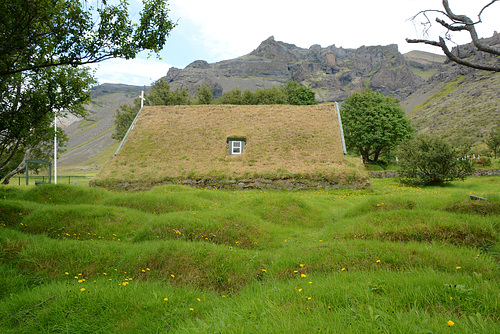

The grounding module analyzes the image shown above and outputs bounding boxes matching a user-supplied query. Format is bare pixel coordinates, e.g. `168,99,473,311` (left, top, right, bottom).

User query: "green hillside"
403,71,500,149
58,84,144,171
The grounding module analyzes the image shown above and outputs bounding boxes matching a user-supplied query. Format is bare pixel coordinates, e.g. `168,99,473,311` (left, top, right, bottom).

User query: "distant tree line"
112,80,317,140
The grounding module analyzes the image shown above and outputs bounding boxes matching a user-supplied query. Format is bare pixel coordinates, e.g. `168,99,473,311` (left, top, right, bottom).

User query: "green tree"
241,89,255,105
281,81,317,105
0,0,175,179
112,98,142,142
0,66,95,183
196,84,215,105
485,126,500,159
218,88,243,105
218,82,316,105
113,80,192,142
341,89,413,163
0,0,175,75
252,87,287,105
146,79,191,106
397,134,473,186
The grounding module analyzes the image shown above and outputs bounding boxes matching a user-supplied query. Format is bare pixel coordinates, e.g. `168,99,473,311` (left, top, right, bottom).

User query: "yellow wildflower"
447,320,454,327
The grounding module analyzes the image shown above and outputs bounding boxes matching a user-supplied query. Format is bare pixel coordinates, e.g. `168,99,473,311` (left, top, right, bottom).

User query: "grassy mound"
1,177,499,333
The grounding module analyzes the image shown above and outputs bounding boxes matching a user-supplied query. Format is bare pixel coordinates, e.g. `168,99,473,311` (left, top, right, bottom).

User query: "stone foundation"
94,177,370,192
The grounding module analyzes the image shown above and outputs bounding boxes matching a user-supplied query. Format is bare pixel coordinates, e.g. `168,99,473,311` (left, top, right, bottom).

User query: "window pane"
232,141,242,154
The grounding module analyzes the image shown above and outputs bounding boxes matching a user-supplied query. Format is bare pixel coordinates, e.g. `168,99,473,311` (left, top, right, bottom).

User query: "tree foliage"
340,89,413,163
252,87,287,105
0,66,95,183
217,88,244,105
407,0,500,72
0,0,176,76
146,79,191,106
0,0,175,180
112,98,142,142
195,84,215,105
217,81,316,105
112,79,191,141
485,125,500,158
397,134,473,186
281,81,317,105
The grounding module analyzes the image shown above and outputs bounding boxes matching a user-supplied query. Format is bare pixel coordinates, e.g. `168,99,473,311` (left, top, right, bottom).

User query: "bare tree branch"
407,0,500,71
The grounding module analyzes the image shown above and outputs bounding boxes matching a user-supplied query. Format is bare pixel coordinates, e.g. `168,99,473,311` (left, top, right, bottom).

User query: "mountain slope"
58,84,145,170
401,34,500,146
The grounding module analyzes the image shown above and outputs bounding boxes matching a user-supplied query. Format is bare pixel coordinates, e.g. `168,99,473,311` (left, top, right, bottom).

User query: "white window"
231,141,242,155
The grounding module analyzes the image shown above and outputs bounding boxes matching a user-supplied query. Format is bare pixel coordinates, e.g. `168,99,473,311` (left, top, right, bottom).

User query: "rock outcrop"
163,36,426,103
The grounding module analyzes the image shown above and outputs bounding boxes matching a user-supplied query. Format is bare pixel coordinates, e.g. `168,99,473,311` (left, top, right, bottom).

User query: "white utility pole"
54,114,57,184
140,90,144,108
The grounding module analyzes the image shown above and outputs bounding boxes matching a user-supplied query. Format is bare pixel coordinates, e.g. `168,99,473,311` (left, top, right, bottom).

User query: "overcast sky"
89,0,500,86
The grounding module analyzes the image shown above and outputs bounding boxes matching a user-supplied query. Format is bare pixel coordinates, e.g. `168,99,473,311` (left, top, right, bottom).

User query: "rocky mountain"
164,36,439,103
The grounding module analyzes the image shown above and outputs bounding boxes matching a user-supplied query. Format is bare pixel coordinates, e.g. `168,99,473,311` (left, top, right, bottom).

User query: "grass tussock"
0,177,499,333
447,199,500,215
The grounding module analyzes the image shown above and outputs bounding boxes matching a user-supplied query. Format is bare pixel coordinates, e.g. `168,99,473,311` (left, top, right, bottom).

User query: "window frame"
227,137,246,156
231,141,242,155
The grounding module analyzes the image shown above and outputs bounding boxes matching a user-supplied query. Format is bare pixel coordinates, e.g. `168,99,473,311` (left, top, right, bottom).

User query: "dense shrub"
475,156,491,167
397,134,473,185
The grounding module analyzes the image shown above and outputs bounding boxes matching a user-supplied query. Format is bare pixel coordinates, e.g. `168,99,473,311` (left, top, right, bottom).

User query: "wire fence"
9,175,92,186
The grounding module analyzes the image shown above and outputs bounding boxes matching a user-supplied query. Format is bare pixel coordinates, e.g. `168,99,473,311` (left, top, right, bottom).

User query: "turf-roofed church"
93,105,368,190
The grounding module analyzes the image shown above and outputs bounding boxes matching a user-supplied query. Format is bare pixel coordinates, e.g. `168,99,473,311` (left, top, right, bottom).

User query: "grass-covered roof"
94,104,366,187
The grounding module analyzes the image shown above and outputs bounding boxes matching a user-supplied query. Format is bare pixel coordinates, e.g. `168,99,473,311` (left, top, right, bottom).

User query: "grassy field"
0,177,499,333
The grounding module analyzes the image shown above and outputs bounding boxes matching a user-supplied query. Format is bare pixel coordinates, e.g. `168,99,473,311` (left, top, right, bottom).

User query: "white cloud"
168,0,500,58
89,58,173,86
